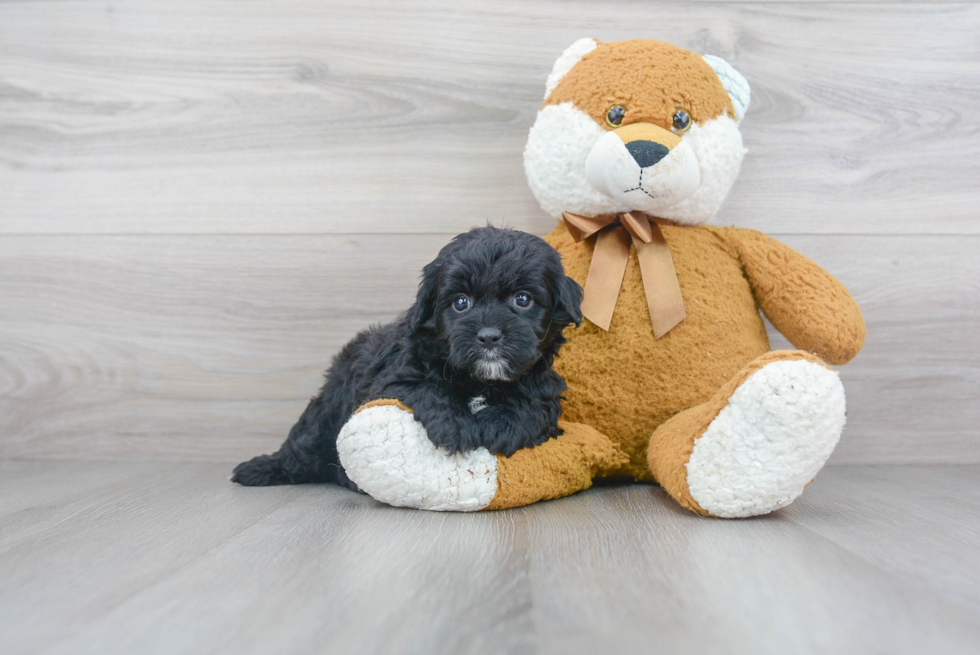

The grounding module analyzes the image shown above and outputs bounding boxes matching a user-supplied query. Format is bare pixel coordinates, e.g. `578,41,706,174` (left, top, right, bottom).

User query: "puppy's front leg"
474,369,566,456
378,382,484,454
473,396,561,457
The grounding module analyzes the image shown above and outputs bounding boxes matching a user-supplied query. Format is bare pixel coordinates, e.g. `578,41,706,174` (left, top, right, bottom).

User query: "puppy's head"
409,227,582,382
524,39,750,225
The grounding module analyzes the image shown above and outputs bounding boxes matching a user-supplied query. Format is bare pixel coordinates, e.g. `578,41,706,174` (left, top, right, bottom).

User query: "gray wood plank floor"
1,461,978,655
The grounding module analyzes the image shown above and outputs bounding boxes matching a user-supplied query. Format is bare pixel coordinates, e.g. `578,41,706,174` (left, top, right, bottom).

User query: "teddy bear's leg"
647,350,846,518
337,399,627,511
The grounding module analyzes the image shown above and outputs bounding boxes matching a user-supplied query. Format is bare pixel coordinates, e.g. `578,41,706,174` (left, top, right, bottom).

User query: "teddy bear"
335,38,866,518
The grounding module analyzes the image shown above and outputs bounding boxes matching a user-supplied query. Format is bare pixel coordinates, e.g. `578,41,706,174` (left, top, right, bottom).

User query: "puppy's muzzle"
585,122,700,213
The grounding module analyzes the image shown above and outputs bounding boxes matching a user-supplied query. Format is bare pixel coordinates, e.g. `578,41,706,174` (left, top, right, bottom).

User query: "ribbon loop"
560,211,617,242
620,212,653,244
561,211,687,338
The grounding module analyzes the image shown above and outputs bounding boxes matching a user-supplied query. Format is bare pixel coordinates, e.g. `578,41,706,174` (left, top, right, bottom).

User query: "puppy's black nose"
626,140,670,168
477,327,502,349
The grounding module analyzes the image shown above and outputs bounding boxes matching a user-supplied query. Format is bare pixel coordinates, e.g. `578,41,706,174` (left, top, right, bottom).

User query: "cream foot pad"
337,403,498,512
686,359,846,518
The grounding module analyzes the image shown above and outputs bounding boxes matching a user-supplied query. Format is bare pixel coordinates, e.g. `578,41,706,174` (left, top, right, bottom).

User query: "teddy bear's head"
524,39,750,225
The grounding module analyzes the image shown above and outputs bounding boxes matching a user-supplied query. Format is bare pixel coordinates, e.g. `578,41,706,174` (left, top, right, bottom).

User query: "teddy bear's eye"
671,109,692,133
606,105,626,127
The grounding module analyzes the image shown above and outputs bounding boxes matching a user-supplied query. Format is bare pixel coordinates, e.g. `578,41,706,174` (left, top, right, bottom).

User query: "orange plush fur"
546,224,865,482
482,39,865,512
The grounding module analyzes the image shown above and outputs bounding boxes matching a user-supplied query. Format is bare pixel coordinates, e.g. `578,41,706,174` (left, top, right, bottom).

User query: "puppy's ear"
552,274,584,327
408,259,441,332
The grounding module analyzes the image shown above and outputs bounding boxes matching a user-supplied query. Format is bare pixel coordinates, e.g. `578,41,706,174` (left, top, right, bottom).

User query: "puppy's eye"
671,108,692,134
606,105,626,128
452,295,471,312
512,292,533,309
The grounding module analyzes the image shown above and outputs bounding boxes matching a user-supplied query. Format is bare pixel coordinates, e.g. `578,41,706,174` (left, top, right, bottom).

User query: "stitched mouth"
623,169,657,200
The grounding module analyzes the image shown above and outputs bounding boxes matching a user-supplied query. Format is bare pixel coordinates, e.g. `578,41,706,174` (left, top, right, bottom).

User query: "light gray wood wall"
1,0,978,463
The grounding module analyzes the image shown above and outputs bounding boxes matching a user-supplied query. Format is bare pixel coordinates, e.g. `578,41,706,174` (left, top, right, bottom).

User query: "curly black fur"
232,226,583,488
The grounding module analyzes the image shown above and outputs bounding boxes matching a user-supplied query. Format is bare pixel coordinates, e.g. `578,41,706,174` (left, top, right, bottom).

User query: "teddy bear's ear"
702,55,751,122
543,38,598,100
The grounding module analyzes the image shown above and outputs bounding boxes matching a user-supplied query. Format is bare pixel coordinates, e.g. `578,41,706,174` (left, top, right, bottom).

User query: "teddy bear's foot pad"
337,404,498,512
686,359,846,518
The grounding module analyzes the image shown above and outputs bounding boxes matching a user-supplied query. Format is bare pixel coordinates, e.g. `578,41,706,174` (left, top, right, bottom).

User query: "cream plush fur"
338,404,498,512
686,359,846,517
525,51,748,226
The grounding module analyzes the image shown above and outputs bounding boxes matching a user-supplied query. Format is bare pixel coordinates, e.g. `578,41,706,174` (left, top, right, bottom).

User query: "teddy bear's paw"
336,404,498,512
685,359,846,518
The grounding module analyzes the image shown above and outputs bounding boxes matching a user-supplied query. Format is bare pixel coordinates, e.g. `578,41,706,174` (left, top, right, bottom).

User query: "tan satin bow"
561,210,686,338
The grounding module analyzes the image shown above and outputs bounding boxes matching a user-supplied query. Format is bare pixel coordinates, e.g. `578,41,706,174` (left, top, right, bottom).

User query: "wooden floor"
1,462,977,655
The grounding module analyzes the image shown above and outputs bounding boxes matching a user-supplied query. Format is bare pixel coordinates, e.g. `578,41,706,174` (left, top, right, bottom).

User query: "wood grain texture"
525,466,980,654
1,1,978,464
1,233,977,463
1,1,978,235
0,461,978,654
1,3,976,651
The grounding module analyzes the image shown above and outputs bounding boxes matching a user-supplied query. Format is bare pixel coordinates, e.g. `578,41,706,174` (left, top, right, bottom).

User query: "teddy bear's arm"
484,421,629,510
337,400,628,511
726,228,866,365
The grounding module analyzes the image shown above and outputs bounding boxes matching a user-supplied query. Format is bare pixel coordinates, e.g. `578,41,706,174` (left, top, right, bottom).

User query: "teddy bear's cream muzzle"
585,121,701,213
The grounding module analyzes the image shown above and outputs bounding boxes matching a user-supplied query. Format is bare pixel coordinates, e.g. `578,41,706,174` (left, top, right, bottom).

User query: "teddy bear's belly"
548,225,771,480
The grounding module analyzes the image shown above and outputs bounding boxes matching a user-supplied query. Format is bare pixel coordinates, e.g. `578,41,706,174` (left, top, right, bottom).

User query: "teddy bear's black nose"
626,140,670,168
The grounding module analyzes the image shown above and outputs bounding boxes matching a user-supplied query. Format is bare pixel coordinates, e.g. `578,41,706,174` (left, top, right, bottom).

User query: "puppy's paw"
477,411,561,457
231,454,291,486
422,413,484,455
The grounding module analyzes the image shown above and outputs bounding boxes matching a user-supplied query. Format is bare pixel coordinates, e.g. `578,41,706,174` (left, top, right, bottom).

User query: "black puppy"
232,226,583,489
